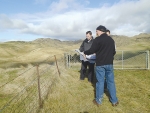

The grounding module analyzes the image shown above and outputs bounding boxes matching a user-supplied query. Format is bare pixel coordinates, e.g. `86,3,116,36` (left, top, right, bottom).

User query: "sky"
0,0,150,42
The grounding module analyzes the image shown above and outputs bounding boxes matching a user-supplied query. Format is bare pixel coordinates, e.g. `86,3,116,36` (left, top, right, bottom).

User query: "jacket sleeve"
79,41,84,52
113,42,116,56
84,39,99,55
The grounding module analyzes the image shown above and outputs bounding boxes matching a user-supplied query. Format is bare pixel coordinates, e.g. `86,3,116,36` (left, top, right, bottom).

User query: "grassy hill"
0,33,150,68
111,33,150,51
0,39,81,68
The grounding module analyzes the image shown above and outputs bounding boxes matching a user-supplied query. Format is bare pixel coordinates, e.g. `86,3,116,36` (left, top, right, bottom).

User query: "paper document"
86,54,96,60
75,49,96,62
75,49,87,61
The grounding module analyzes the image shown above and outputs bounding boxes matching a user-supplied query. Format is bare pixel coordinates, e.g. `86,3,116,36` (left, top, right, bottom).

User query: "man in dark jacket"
84,25,118,106
79,31,95,83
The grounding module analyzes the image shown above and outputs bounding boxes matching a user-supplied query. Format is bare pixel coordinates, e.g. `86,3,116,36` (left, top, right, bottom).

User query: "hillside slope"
0,33,150,68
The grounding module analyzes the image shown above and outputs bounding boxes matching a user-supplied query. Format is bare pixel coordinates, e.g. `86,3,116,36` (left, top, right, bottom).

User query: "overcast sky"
0,0,150,42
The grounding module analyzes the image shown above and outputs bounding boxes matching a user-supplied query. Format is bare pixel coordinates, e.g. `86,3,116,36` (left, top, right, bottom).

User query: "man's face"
106,32,110,36
86,33,92,40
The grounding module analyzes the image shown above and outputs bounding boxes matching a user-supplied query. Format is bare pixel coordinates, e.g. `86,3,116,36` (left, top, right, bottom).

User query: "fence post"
122,51,124,69
147,50,149,70
64,53,68,68
54,55,60,76
64,53,67,68
68,54,70,68
36,65,43,108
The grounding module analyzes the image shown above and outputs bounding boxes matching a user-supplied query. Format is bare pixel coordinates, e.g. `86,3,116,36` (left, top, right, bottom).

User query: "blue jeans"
95,65,118,104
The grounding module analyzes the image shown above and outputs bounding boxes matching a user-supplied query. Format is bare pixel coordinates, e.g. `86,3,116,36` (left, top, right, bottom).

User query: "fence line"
64,50,150,70
0,53,65,113
0,66,35,89
0,50,149,112
0,75,37,112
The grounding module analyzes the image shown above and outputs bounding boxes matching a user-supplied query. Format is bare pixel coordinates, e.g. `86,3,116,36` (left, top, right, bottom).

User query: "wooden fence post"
54,55,60,76
36,65,43,108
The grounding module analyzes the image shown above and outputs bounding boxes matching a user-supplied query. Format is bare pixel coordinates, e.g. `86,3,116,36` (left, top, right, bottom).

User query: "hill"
0,39,81,68
0,33,150,68
111,33,150,50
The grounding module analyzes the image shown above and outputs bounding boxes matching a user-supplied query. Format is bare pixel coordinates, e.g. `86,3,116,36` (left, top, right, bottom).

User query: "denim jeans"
95,65,118,104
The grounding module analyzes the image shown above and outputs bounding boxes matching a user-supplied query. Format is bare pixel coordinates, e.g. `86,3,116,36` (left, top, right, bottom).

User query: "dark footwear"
112,101,119,106
80,79,84,81
93,99,101,107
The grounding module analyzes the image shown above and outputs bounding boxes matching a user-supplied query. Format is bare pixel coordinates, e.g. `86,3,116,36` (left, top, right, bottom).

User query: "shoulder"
92,37,99,44
83,39,88,43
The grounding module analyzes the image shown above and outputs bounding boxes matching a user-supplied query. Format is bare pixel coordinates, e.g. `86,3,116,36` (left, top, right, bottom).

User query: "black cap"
96,25,106,32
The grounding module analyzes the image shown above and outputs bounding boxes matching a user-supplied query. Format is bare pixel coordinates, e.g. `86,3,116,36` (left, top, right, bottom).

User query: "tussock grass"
0,63,61,112
0,37,150,112
41,68,150,113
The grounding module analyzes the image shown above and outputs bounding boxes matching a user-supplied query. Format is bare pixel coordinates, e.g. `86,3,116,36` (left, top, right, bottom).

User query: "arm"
79,41,84,52
113,41,116,56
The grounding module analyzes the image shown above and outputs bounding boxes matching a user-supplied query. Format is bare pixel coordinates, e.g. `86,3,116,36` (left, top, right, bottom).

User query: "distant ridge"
31,33,150,48
33,38,82,45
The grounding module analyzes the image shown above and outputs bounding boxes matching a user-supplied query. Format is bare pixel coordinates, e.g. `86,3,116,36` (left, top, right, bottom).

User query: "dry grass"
41,68,150,113
0,63,61,113
0,41,80,68
0,36,150,112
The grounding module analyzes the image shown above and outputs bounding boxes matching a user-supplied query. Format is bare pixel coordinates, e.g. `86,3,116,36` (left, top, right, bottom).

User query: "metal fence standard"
64,50,150,70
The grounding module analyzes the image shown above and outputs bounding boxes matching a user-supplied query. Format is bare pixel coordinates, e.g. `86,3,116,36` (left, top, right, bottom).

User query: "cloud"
0,14,28,30
1,0,150,41
48,0,86,13
34,0,49,4
106,0,150,35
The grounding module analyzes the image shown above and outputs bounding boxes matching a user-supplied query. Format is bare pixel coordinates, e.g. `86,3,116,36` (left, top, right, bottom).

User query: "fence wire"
0,54,65,113
64,50,150,70
0,51,149,113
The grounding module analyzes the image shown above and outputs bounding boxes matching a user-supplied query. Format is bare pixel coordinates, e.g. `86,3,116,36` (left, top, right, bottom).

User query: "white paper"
75,49,96,63
86,54,96,60
75,49,88,61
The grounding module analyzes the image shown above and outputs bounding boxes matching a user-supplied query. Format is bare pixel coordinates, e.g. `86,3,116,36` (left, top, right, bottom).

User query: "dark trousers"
80,60,95,82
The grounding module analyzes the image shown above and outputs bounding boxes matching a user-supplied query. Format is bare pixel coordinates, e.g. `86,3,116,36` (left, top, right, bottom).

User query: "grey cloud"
0,14,28,30
0,15,13,29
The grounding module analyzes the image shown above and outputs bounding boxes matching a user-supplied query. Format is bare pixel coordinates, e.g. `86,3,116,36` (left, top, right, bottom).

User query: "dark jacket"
84,33,116,66
79,37,94,52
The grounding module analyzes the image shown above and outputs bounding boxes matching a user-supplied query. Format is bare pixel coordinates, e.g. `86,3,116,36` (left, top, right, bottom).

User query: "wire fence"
0,54,65,113
0,50,149,112
64,50,150,70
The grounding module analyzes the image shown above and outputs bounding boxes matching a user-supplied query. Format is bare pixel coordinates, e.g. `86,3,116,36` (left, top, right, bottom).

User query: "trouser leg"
80,61,88,80
105,65,118,104
88,63,95,83
95,66,105,104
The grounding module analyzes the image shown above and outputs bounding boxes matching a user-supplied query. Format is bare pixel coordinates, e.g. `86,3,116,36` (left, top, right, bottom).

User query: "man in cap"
84,25,118,106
